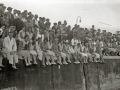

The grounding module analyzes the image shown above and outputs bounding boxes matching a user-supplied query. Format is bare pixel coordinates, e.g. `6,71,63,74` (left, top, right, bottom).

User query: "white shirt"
3,36,17,53
0,28,3,36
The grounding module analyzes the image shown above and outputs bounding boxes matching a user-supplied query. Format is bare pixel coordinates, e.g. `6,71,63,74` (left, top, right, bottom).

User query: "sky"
1,0,120,33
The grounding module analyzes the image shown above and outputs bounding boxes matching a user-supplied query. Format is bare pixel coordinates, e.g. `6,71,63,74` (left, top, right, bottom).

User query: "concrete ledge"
103,56,120,59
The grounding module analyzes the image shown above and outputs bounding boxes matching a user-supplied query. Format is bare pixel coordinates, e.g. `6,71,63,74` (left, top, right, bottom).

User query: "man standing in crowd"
33,14,38,27
6,7,14,25
25,16,33,31
45,18,51,29
14,13,24,34
13,9,18,19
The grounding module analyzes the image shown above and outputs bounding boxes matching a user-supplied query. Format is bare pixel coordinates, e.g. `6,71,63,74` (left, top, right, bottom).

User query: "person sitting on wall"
2,31,18,69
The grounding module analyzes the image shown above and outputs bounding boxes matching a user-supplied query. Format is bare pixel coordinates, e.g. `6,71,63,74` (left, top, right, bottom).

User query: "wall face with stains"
0,58,120,90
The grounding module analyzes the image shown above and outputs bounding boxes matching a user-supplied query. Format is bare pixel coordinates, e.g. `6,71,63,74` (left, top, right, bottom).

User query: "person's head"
19,13,23,19
64,20,67,26
24,35,29,41
3,6,6,12
81,41,84,46
39,17,42,21
13,26,16,31
35,14,38,19
13,9,17,14
54,23,57,26
8,32,13,38
7,7,12,13
92,25,94,29
65,40,69,44
28,27,32,32
42,17,45,22
85,43,89,47
77,43,80,47
67,25,71,30
49,39,53,43
1,24,6,30
9,25,14,31
58,21,61,25
46,18,49,22
98,29,101,32
54,38,58,44
60,40,63,44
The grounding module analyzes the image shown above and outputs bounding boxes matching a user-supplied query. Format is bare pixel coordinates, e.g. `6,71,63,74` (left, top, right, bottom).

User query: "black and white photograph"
0,0,120,90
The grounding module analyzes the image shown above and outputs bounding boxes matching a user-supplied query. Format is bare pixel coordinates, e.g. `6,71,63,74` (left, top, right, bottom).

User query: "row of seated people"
0,30,105,70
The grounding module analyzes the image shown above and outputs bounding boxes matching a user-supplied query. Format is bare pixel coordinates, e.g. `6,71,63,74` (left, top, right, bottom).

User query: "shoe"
76,61,80,64
51,61,56,65
67,60,71,63
57,60,62,65
26,63,29,66
0,65,5,67
12,66,18,70
46,61,51,65
33,62,37,65
63,61,68,65
74,61,78,64
28,62,32,65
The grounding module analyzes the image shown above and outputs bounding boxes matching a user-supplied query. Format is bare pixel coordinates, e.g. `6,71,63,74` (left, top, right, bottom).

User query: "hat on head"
7,7,13,10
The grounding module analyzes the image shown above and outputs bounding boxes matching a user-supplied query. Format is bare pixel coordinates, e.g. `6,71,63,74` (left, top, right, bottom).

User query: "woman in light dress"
18,35,31,66
63,40,71,63
68,42,78,63
74,43,81,64
29,40,37,65
18,26,26,42
58,41,68,65
41,38,51,66
52,38,62,65
92,43,100,62
26,27,33,40
46,39,56,65
80,41,88,63
35,37,43,61
84,43,93,62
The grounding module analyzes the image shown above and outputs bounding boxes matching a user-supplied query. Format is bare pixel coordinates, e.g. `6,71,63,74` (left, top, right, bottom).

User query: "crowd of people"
0,3,120,70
